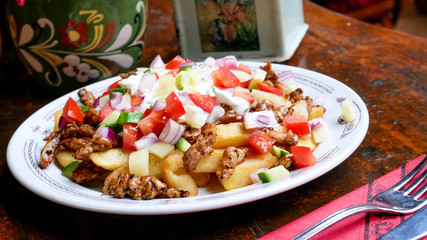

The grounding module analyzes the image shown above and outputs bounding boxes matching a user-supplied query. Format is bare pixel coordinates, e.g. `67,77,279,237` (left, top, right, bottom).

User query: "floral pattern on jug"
5,0,147,94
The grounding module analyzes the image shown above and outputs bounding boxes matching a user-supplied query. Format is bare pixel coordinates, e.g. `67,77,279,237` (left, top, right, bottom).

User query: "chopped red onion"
251,168,268,184
114,102,132,112
243,111,278,129
57,116,67,130
95,126,117,145
131,102,149,113
159,119,185,145
109,92,123,108
257,115,271,125
149,54,165,69
134,133,159,150
206,105,225,123
308,118,328,131
215,56,238,69
178,61,195,68
152,100,166,111
177,92,193,105
92,96,100,108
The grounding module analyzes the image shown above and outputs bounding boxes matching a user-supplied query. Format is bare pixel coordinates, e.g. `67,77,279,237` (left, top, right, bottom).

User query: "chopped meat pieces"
40,131,62,168
260,62,278,84
83,108,100,126
119,69,137,79
60,137,92,151
74,135,113,160
263,129,298,146
77,88,96,107
62,122,96,139
183,123,217,170
72,161,107,184
103,174,190,200
217,147,248,181
182,128,201,145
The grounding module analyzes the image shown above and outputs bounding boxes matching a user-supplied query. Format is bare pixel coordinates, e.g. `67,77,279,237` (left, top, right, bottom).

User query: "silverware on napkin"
379,205,427,240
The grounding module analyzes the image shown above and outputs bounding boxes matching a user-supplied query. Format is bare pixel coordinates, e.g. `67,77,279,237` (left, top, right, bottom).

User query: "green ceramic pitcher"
4,0,147,94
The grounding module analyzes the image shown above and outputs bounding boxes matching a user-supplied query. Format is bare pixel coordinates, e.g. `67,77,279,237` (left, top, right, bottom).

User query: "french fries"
218,152,278,191
89,148,131,170
162,150,198,196
213,122,254,148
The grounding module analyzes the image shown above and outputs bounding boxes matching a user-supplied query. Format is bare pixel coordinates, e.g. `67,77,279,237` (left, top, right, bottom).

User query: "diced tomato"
236,64,252,74
291,146,317,168
100,91,109,97
283,115,311,135
122,123,142,151
62,97,84,123
164,92,186,120
130,94,144,107
257,83,283,96
108,80,122,90
99,102,115,122
165,55,187,70
188,93,217,113
248,130,276,154
240,80,250,88
233,86,254,104
137,110,168,136
211,67,240,89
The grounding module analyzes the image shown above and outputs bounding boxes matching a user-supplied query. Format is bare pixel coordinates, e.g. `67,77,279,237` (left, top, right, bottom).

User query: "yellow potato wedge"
213,122,253,148
191,149,224,173
219,152,278,191
149,153,164,179
89,148,131,170
163,150,198,196
188,172,211,187
54,110,63,131
309,106,324,120
296,135,317,151
56,150,79,168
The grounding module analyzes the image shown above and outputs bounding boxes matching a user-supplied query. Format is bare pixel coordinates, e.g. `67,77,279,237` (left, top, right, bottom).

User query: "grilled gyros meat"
78,88,96,107
72,161,107,184
40,131,62,168
183,123,217,170
103,174,190,200
217,147,248,181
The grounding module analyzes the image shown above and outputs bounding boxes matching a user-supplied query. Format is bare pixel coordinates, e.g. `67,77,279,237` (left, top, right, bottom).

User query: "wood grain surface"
0,0,425,239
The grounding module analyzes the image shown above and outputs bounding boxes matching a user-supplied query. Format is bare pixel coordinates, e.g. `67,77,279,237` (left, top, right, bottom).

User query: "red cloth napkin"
260,154,427,240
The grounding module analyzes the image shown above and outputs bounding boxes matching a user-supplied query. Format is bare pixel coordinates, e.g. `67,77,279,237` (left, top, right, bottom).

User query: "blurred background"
312,0,427,38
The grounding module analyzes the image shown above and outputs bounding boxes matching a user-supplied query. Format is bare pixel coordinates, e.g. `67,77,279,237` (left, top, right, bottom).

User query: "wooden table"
0,1,426,239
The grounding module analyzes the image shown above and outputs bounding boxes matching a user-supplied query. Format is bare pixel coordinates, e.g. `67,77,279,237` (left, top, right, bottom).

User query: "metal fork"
292,155,427,240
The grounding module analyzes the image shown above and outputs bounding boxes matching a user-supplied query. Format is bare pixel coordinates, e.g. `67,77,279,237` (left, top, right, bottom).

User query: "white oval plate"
7,62,369,215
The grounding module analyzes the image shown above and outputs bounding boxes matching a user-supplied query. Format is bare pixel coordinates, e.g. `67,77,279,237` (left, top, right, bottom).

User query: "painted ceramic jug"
4,0,147,94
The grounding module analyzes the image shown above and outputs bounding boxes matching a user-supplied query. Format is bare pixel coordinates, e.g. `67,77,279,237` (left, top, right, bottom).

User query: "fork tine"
393,156,427,191
404,167,427,196
413,182,427,200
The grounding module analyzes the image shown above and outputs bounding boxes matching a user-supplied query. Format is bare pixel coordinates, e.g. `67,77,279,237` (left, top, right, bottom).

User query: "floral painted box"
172,0,308,61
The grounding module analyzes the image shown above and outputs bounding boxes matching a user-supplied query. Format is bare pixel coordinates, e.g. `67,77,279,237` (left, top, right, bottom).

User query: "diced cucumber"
149,142,175,159
257,165,290,183
248,69,267,90
99,110,122,133
273,145,290,159
109,88,126,95
175,67,199,90
62,160,83,178
117,112,143,124
176,137,191,153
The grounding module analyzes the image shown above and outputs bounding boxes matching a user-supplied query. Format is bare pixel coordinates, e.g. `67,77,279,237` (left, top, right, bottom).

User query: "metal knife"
379,206,427,240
